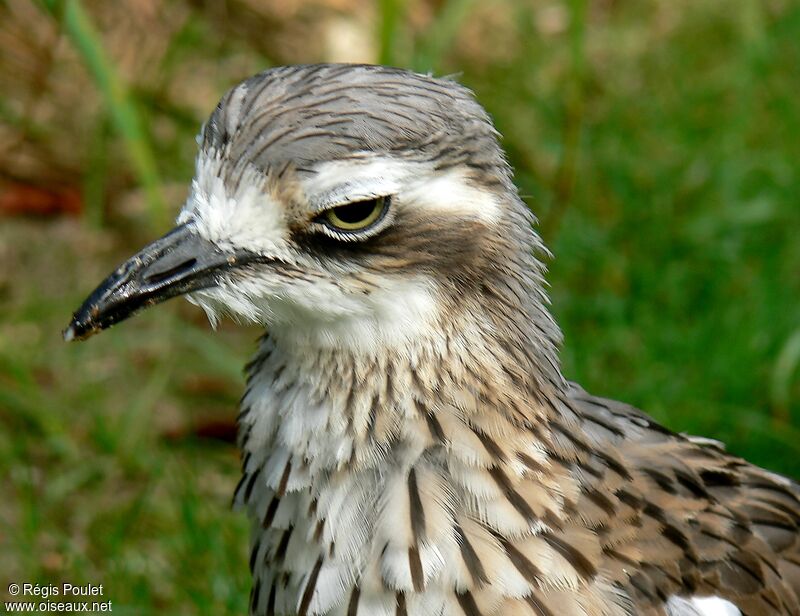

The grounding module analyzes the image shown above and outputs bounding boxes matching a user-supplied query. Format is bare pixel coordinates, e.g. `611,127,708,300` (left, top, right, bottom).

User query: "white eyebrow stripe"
303,156,502,223
311,180,397,213
302,156,419,207
403,167,502,222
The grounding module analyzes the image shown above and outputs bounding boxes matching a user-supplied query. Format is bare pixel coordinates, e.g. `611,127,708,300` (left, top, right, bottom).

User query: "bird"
64,64,800,616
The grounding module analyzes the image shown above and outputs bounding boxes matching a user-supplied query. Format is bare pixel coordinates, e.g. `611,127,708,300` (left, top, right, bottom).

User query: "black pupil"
334,199,378,224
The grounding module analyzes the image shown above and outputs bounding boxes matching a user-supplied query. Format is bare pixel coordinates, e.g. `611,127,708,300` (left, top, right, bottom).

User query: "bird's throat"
237,312,565,478
232,323,576,615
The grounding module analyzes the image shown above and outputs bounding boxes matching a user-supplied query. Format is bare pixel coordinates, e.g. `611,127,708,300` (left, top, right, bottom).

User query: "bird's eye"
320,196,389,233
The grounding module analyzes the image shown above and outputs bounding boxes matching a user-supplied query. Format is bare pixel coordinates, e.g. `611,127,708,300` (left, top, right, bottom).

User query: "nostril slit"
144,258,197,285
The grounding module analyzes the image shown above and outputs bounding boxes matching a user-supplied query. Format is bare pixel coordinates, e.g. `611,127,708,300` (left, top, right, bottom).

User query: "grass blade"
42,0,167,229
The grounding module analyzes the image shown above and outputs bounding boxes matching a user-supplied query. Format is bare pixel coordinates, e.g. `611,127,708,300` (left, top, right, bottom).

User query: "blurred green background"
1,0,799,613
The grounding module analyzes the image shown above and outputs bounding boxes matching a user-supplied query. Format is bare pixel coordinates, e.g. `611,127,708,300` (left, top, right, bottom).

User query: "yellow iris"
323,196,387,231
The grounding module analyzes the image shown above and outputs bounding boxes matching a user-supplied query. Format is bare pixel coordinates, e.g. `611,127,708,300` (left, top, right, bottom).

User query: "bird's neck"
234,293,602,616
239,286,566,474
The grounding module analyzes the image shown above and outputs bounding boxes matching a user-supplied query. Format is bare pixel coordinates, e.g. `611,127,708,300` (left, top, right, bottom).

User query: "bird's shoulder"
562,382,800,613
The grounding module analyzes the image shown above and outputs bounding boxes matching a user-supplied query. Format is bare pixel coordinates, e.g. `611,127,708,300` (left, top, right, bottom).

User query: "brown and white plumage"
66,64,800,616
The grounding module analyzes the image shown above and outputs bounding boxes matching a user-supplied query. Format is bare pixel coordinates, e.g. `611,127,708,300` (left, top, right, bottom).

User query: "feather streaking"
69,64,800,616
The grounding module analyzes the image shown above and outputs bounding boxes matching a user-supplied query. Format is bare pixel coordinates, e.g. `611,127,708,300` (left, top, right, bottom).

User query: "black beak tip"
63,308,101,342
62,321,88,342
62,323,78,342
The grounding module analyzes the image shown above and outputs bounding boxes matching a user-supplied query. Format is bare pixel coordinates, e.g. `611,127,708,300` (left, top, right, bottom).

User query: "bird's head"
66,64,556,356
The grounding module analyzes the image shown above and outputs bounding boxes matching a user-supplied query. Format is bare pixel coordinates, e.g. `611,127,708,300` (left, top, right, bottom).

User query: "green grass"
2,0,799,613
1,221,256,613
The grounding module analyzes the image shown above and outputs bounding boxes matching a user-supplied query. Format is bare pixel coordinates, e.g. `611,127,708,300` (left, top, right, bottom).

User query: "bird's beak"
64,223,253,341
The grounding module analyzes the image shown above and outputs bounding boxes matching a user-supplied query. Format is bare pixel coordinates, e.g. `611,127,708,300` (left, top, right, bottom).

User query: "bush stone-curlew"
66,64,800,616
